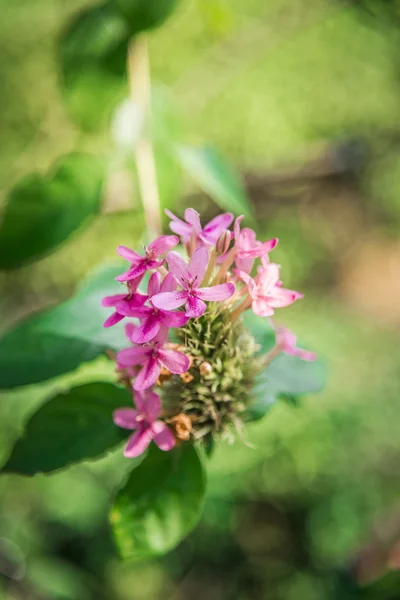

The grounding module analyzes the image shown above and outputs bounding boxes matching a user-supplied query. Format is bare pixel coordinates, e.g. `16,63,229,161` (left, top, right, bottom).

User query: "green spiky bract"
161,303,262,442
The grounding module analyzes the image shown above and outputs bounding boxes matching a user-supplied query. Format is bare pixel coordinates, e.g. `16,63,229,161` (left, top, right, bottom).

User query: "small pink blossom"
152,247,236,318
128,272,189,344
165,208,233,246
233,215,278,272
102,277,147,328
276,327,317,361
117,330,190,391
113,390,175,458
116,235,179,283
237,263,302,317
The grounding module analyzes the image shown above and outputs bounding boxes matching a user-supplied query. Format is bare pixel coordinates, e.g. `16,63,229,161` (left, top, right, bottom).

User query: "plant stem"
127,36,162,239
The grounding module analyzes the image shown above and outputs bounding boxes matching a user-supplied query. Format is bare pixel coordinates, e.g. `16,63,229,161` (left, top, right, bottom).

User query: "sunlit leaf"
110,443,206,560
113,0,179,32
0,264,129,389
60,2,129,129
1,383,134,475
0,154,104,269
176,145,253,218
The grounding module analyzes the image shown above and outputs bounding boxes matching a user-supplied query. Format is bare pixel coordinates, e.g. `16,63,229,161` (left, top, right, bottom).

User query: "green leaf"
0,263,129,389
244,312,325,420
60,2,129,130
1,383,133,475
110,443,206,560
176,145,253,218
0,154,104,270
113,0,179,33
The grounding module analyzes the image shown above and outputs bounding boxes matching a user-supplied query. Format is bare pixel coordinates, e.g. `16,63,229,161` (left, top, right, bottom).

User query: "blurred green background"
1,0,400,598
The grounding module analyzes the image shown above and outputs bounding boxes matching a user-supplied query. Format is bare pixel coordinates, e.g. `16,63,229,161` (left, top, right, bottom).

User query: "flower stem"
201,249,216,286
231,295,252,322
212,246,236,284
127,37,162,239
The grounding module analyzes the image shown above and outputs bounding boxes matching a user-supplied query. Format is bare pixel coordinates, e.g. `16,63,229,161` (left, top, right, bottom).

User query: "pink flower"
117,330,190,391
276,327,317,361
113,390,175,458
233,216,278,272
152,247,236,318
116,235,179,283
165,208,233,246
102,278,147,328
128,272,189,344
237,263,302,317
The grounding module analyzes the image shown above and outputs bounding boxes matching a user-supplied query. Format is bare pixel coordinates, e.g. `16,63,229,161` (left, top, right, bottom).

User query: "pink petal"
148,235,179,257
131,313,161,344
134,357,161,391
184,208,202,232
154,327,169,346
235,255,255,273
257,264,281,293
152,290,188,311
239,227,258,251
158,349,190,374
233,215,244,240
116,262,147,282
143,391,161,422
116,298,150,317
133,390,147,413
276,327,297,351
160,272,178,293
147,271,161,297
159,310,189,328
117,346,149,367
189,247,209,286
117,246,142,264
235,269,255,292
151,421,175,451
252,299,275,317
166,251,190,287
196,282,235,302
102,294,127,307
186,295,207,318
125,322,136,341
291,347,317,361
113,408,139,430
124,427,153,458
103,311,124,328
262,237,278,253
165,209,193,242
202,213,234,239
268,287,302,308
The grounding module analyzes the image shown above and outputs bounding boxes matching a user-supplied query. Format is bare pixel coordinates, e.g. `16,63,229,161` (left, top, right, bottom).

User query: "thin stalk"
127,37,162,239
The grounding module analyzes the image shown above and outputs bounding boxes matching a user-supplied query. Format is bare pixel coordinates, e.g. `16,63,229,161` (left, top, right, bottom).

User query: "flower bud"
215,229,232,256
168,414,192,441
199,361,213,376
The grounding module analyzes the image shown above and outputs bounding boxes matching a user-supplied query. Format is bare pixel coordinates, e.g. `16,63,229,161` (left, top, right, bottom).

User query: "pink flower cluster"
103,208,315,457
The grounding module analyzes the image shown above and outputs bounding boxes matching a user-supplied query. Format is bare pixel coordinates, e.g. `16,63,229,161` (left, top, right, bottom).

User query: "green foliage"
176,145,253,218
1,383,132,475
0,154,104,270
243,311,325,421
113,0,179,32
60,2,129,129
0,264,127,388
110,443,206,560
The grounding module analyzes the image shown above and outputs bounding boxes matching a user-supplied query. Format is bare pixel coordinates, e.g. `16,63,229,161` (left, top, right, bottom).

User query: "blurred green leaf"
60,2,129,129
1,383,132,475
0,263,129,388
176,145,253,218
244,311,325,420
266,353,326,397
111,443,206,560
113,0,179,32
0,154,104,270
